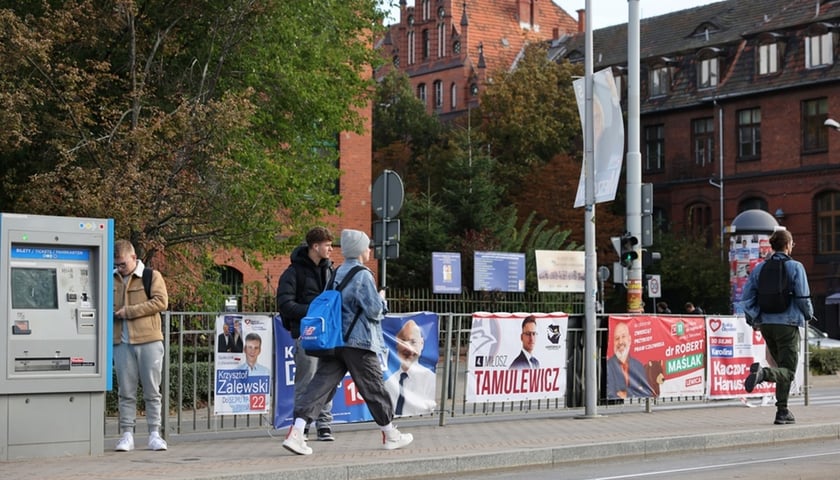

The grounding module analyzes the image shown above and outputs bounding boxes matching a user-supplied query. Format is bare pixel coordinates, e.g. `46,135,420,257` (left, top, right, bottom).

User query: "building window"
737,108,761,160
818,191,840,254
698,57,718,89
450,82,457,108
644,124,665,172
433,80,443,110
417,83,426,104
649,66,670,97
803,97,828,153
686,203,713,243
437,23,445,58
692,117,715,166
758,42,779,75
422,0,430,20
806,31,833,68
407,31,415,65
422,29,430,59
613,71,626,102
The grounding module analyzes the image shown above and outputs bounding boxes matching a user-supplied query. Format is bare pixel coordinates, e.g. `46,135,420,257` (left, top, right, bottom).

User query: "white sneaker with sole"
282,427,312,455
382,427,413,450
148,432,168,451
115,432,134,452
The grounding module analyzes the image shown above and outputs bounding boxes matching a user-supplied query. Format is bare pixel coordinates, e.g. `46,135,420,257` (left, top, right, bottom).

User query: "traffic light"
619,233,639,268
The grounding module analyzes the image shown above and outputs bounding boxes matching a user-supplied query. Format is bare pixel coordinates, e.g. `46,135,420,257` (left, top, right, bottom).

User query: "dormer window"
691,21,720,39
805,26,834,69
649,65,671,97
757,34,781,75
697,48,721,89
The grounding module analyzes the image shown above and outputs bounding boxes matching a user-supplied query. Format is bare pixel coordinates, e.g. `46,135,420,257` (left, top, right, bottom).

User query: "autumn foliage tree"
0,0,385,300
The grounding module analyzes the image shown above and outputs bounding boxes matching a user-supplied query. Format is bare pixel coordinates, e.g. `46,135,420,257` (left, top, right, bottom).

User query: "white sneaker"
382,427,413,450
115,432,134,452
282,427,312,455
148,432,168,451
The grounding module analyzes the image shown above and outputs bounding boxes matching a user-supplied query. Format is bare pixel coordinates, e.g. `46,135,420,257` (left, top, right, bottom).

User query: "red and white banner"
607,315,706,399
705,315,803,399
466,312,568,403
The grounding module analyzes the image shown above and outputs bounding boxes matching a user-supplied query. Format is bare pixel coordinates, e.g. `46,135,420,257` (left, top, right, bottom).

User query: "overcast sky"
383,1,726,30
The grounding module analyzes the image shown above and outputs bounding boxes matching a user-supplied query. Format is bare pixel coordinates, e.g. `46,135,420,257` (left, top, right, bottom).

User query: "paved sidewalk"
4,377,840,480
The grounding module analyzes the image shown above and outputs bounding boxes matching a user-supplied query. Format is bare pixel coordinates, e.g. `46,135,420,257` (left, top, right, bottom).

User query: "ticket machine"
0,213,113,460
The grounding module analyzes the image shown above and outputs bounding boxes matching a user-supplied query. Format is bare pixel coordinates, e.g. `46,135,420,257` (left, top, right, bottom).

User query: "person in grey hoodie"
282,229,414,455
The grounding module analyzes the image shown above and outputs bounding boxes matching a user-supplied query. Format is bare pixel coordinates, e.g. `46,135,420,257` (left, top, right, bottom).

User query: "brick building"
377,0,580,120
551,0,840,325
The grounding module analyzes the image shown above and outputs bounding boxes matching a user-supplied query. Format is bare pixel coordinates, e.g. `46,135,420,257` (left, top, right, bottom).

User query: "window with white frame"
422,29,430,59
407,31,415,65
758,42,779,75
649,66,670,97
417,83,426,103
450,82,457,109
698,57,718,89
422,0,430,20
806,31,833,68
437,23,445,58
433,80,443,109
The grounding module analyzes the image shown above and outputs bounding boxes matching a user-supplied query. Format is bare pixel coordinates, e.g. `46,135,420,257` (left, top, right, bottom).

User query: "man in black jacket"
276,227,336,441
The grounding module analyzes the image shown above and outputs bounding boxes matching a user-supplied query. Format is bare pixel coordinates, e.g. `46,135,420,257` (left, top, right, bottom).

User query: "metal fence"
124,307,723,439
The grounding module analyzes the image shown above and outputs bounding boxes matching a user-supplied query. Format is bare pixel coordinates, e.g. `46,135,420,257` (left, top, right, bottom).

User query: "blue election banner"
273,312,439,428
432,252,462,294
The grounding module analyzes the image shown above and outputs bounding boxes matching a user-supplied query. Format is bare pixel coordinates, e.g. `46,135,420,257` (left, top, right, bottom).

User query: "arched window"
686,202,713,245
737,197,768,213
450,82,457,109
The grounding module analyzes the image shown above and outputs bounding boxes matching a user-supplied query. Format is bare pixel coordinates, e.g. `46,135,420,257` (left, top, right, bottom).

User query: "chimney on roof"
577,9,585,33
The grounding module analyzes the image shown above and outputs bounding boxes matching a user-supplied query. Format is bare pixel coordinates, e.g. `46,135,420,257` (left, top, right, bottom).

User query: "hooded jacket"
741,252,814,327
276,244,333,339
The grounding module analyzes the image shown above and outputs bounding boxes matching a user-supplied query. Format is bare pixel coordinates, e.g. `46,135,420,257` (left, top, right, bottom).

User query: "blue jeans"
114,341,165,434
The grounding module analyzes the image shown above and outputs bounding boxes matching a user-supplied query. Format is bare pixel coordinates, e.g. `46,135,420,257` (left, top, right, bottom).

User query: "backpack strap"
334,265,368,342
142,268,153,299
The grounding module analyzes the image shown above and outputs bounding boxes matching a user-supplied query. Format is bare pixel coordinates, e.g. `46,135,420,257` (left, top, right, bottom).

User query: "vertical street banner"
273,313,439,428
706,315,804,399
466,312,568,403
572,67,624,208
214,314,273,415
606,315,705,399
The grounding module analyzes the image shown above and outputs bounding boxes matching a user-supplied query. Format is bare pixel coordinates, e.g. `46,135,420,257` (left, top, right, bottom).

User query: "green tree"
477,43,583,192
0,1,385,300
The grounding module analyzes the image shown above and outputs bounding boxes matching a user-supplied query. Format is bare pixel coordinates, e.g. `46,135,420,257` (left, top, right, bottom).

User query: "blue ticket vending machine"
0,213,113,460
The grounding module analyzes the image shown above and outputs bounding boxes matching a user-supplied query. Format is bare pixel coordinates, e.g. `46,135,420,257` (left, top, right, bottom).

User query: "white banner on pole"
573,68,624,208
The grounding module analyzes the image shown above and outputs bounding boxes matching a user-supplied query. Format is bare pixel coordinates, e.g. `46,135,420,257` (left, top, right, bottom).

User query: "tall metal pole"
626,0,643,312
582,0,598,417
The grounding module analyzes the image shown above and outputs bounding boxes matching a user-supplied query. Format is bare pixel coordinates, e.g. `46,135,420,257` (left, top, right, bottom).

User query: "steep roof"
549,0,840,112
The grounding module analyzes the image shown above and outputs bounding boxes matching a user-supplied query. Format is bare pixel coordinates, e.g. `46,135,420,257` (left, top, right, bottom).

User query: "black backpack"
756,257,793,313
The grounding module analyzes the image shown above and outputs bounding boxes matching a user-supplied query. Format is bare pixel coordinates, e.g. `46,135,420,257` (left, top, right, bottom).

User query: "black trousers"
293,347,394,427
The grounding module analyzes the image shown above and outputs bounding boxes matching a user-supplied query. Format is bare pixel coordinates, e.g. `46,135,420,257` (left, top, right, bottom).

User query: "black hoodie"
276,245,334,338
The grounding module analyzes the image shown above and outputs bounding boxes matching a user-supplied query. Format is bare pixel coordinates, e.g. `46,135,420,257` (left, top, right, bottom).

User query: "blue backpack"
299,265,366,357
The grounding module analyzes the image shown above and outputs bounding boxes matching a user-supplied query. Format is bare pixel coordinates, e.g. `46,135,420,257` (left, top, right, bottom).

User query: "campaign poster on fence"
383,312,439,417
273,312,440,428
607,315,705,400
214,314,272,415
705,315,803,399
466,312,568,403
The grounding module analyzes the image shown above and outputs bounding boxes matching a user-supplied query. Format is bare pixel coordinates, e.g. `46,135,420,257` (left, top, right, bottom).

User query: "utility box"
0,213,113,460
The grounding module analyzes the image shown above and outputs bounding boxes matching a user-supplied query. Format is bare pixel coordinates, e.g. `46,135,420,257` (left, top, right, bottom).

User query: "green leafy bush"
809,347,840,375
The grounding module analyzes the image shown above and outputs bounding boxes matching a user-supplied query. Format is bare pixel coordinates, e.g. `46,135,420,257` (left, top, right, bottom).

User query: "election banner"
606,315,705,400
466,312,568,403
273,313,440,428
383,312,439,417
706,315,804,400
214,314,272,415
